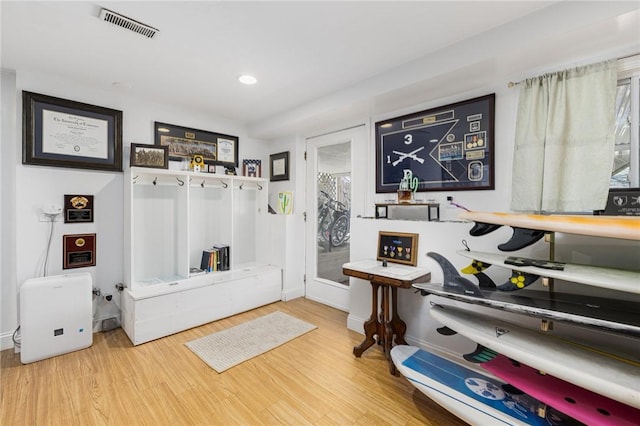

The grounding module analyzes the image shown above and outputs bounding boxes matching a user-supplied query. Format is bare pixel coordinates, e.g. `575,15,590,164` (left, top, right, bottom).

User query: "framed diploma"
154,121,239,167
22,91,123,172
270,151,289,181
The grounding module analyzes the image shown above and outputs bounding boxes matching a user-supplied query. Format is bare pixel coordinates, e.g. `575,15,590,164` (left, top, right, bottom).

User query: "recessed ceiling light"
238,74,257,85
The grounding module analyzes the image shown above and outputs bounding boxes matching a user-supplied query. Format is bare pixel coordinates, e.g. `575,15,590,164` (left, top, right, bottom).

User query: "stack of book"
200,244,230,272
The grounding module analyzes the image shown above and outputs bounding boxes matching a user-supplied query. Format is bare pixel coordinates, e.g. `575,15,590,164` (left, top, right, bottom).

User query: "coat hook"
257,183,263,190
176,177,184,186
222,181,228,188
153,177,157,186
239,183,244,190
132,175,138,184
201,180,205,188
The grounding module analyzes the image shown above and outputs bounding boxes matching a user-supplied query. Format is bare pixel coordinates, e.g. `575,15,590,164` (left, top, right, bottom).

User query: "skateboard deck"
390,345,574,425
458,211,640,251
429,305,640,409
464,348,640,426
457,250,640,295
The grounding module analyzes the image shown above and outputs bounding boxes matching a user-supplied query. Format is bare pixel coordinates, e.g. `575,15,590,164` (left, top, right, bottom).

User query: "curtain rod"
507,52,640,88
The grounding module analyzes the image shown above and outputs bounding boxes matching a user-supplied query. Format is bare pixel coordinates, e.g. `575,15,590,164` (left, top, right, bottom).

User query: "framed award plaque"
64,194,94,223
63,233,96,269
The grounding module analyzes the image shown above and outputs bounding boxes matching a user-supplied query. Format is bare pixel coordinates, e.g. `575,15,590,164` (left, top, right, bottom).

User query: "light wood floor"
1,298,467,425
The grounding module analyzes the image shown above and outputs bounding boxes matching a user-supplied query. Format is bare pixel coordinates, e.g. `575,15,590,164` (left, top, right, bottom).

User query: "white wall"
266,136,306,300
1,70,269,349
1,69,18,349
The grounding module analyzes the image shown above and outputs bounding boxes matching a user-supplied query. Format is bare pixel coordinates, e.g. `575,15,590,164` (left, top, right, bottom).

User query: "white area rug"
185,311,317,372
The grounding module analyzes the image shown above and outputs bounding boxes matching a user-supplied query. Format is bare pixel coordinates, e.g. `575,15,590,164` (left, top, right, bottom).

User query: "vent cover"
99,8,159,39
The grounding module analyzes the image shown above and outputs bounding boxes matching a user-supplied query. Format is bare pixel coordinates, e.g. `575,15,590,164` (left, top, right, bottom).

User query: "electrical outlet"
446,196,456,209
39,213,62,222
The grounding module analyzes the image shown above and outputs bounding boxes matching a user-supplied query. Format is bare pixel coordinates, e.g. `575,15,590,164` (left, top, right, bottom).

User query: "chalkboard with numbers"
377,231,419,266
375,94,495,193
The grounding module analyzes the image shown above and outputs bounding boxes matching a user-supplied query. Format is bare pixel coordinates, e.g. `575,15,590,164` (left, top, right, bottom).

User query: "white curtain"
510,60,618,212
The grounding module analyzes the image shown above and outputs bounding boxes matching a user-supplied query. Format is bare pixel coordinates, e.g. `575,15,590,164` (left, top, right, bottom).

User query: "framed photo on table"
377,231,419,266
154,121,238,167
22,91,123,172
375,94,495,193
270,151,289,181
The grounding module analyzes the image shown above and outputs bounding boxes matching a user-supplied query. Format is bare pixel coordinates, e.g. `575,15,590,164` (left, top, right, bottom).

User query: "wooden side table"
343,260,430,374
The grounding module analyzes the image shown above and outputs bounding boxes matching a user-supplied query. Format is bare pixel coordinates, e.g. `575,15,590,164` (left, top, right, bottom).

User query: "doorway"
305,126,364,311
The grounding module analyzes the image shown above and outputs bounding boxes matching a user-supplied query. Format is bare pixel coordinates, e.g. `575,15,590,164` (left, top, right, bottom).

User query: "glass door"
305,126,364,310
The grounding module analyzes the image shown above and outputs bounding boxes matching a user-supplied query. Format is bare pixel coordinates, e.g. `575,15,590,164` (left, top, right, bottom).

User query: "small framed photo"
270,151,289,181
243,159,262,177
377,231,419,266
375,204,388,219
130,143,168,169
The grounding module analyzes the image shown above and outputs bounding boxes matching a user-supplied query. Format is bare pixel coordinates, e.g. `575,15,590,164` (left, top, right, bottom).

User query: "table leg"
390,286,407,346
353,282,380,357
381,285,397,374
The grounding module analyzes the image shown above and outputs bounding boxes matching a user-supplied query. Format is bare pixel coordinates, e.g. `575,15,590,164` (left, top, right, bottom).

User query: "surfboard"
429,305,640,409
457,250,640,295
457,211,640,251
390,345,575,425
414,282,640,337
463,348,640,426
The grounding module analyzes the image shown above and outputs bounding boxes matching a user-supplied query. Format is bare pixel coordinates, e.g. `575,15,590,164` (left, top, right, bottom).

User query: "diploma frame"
269,151,289,181
154,121,239,167
22,91,123,172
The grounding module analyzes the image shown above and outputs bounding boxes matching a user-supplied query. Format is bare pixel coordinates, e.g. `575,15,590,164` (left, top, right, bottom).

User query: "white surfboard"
390,345,569,425
458,211,640,241
429,305,640,409
457,249,640,294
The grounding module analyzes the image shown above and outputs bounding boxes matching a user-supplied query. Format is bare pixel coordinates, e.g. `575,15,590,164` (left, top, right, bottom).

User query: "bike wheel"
330,215,349,247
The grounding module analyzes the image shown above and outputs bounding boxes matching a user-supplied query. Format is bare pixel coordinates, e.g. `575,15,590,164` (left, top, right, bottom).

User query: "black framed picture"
270,151,289,181
22,91,123,172
130,143,169,169
154,121,238,167
375,94,495,193
377,231,419,266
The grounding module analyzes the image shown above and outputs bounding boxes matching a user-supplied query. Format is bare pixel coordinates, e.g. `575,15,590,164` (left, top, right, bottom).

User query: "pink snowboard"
482,354,640,426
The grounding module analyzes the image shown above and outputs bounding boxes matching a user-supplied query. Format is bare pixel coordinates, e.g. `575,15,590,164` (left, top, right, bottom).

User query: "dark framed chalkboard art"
375,94,495,193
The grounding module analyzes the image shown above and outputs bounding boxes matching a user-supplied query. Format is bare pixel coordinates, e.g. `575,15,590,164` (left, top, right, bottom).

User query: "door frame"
304,125,367,311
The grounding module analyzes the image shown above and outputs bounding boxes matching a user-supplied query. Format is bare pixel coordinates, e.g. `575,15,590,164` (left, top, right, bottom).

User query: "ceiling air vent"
99,8,159,39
